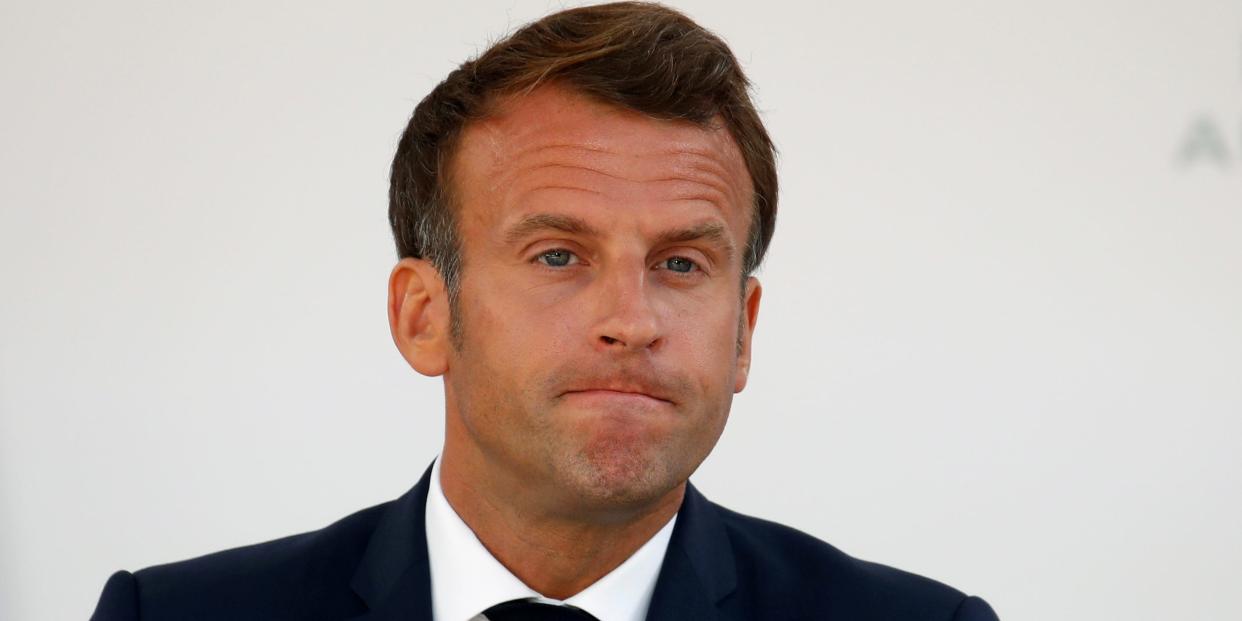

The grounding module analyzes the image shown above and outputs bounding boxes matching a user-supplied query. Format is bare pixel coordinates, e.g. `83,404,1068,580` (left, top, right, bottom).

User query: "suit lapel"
348,463,435,621
644,482,738,621
343,469,737,621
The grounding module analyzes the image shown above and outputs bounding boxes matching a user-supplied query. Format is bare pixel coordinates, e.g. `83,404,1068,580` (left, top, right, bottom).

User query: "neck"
437,444,684,600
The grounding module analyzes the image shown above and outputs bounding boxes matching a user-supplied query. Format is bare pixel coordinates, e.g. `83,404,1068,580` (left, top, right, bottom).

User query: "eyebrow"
655,221,736,263
503,213,601,246
503,213,736,262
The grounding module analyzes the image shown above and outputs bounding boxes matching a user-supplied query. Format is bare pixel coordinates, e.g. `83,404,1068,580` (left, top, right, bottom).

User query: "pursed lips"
561,386,674,405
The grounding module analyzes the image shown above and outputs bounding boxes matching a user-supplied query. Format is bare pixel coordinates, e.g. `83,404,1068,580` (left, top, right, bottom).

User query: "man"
92,3,999,620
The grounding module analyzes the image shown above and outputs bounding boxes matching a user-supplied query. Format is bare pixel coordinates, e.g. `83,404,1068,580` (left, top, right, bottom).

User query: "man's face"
442,84,760,515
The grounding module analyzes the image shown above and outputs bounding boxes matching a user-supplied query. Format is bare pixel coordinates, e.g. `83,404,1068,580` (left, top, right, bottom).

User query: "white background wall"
2,1,1240,619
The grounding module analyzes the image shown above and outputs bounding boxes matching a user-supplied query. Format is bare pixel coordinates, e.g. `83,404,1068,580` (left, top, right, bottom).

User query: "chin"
558,440,687,510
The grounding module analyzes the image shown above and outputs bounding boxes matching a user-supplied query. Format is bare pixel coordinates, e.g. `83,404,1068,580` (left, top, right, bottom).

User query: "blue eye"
537,249,577,267
664,257,697,273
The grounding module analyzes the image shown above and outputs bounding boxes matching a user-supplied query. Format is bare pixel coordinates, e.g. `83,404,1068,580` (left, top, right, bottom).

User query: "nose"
593,263,662,352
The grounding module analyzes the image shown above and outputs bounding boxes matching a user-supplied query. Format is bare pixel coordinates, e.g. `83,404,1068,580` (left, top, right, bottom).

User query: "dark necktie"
482,598,601,621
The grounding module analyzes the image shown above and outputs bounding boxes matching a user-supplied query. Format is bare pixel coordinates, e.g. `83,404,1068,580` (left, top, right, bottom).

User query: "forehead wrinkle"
493,142,621,187
666,193,731,212
652,171,739,217
508,141,619,160
511,156,737,197
517,161,634,184
499,162,619,212
502,157,735,210
507,138,741,187
469,108,752,220
501,167,739,232
667,150,750,204
508,170,734,220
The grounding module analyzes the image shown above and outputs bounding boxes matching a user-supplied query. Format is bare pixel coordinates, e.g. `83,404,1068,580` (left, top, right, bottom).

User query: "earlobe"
388,258,451,377
733,277,762,393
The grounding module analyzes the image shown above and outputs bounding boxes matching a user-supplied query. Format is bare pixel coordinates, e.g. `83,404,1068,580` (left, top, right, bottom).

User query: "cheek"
466,278,584,366
666,297,741,381
675,284,739,339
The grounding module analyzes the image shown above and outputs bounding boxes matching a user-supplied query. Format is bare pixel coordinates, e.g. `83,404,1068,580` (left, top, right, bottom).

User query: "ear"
388,258,451,377
733,276,762,393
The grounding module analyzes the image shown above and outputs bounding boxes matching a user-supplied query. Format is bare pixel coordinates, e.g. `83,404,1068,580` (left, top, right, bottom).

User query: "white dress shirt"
425,456,677,621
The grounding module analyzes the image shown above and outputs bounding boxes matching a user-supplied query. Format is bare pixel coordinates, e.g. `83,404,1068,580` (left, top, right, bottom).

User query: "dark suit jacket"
91,465,999,620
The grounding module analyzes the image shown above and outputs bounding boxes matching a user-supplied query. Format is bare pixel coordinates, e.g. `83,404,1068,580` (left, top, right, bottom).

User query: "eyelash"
655,256,701,275
535,249,581,268
532,249,703,276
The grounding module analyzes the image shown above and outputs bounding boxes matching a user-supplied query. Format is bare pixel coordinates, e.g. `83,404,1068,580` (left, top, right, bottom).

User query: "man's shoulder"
706,499,995,620
712,499,954,592
139,499,388,581
101,500,391,620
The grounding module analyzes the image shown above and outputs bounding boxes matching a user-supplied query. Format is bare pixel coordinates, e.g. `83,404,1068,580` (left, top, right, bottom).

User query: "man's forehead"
456,85,752,191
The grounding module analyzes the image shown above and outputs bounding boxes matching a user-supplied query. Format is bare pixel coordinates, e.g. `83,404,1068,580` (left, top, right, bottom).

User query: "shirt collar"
425,456,677,621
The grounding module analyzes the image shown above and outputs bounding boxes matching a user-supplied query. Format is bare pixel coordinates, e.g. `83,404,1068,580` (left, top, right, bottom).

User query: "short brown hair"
388,1,777,294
